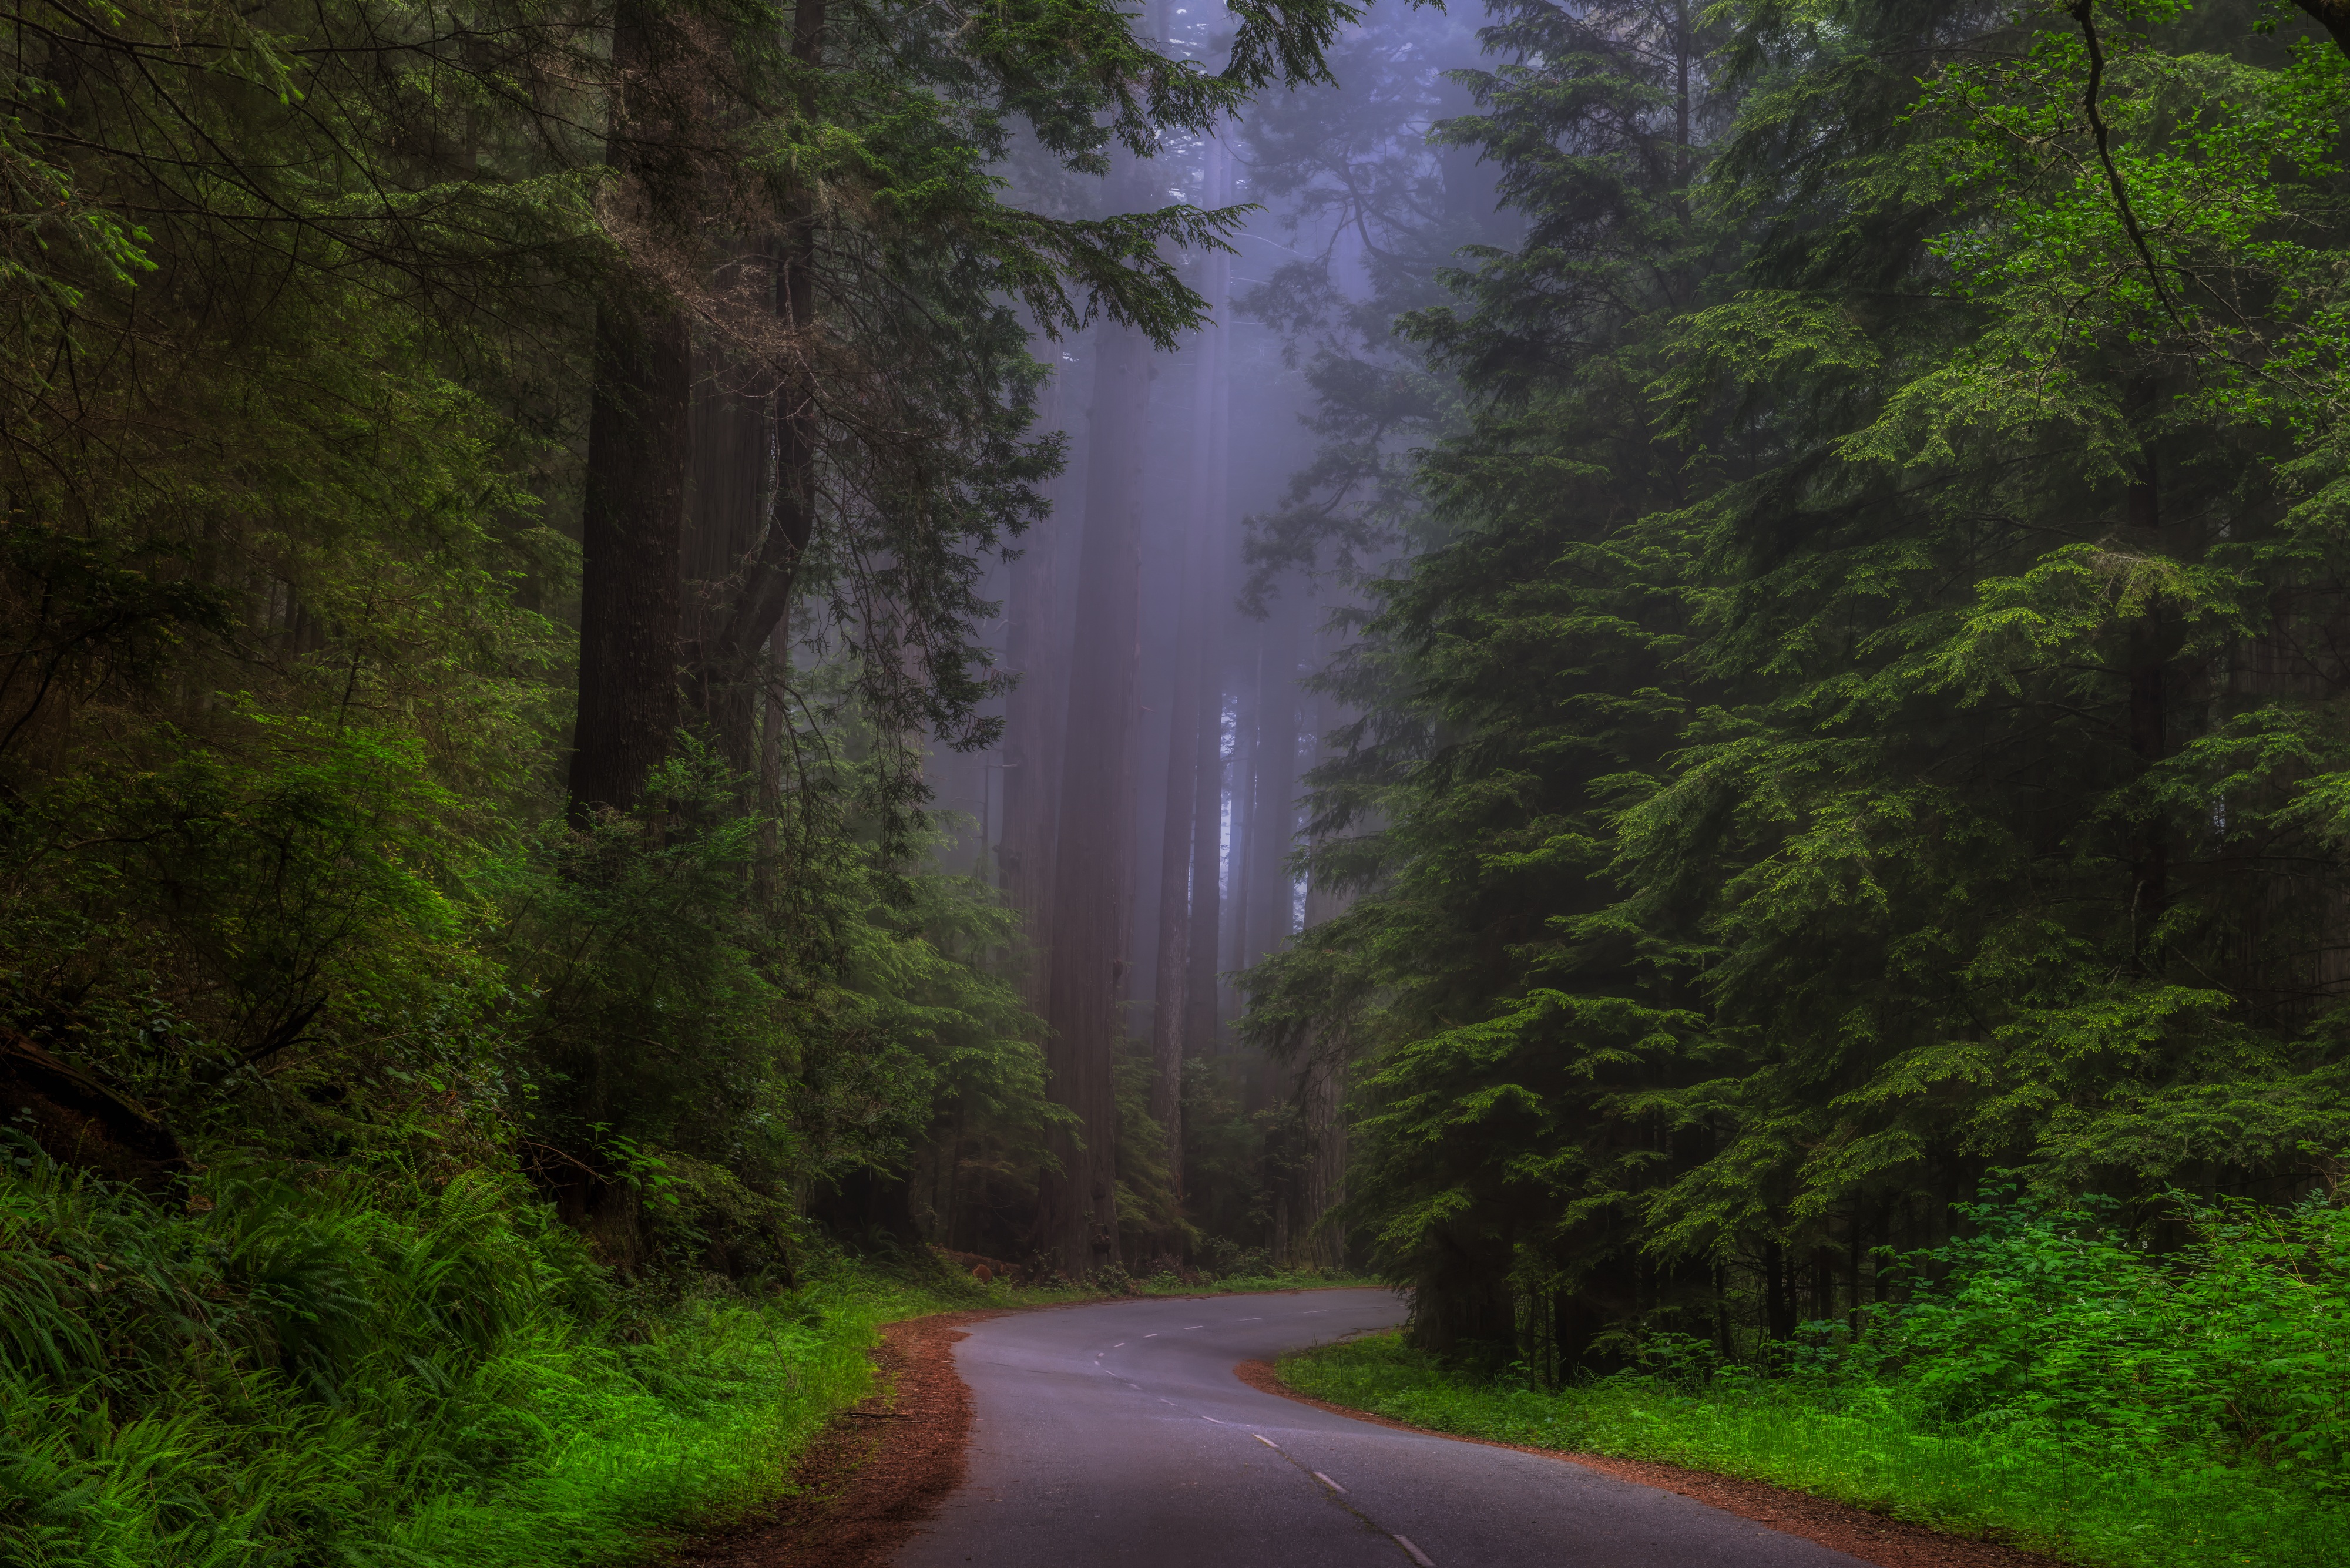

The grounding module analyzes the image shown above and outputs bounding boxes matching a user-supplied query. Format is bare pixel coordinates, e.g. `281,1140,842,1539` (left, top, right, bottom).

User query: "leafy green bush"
1872,1190,2350,1486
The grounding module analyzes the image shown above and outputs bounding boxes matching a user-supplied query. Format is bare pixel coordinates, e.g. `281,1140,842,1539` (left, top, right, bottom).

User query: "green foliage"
1281,1188,2350,1566
1242,0,2350,1379
0,1146,977,1568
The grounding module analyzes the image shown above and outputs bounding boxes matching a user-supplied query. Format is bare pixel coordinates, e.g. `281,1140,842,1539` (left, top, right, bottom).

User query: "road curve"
893,1288,1870,1568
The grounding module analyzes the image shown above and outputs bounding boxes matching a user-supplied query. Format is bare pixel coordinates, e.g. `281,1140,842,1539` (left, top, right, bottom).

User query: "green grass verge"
1277,1334,2349,1568
374,1270,972,1568
1,1140,1377,1568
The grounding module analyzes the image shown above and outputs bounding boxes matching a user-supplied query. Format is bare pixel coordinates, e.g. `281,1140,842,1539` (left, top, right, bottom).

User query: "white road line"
1253,1434,1280,1451
1201,1415,1224,1423
1393,1535,1436,1567
1304,1310,1327,1315
1113,1342,1124,1347
1238,1316,1261,1321
1144,1332,1157,1338
1312,1471,1345,1493
1185,1324,1204,1329
1161,1399,1177,1405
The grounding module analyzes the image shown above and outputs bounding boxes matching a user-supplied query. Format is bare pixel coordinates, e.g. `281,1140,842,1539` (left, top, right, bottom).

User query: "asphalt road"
894,1288,1871,1568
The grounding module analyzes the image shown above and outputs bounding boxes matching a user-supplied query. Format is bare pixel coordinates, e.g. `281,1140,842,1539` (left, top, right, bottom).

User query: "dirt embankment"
1235,1360,2072,1568
669,1311,995,1568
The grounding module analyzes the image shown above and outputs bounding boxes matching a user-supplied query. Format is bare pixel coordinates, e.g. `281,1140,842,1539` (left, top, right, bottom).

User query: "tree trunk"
679,1,824,769
1295,1043,1345,1269
2127,431,2167,942
1001,363,1072,1018
1225,627,1260,988
682,309,770,777
1147,504,1206,1203
1184,632,1225,1060
1247,601,1300,964
1035,273,1150,1278
568,0,693,821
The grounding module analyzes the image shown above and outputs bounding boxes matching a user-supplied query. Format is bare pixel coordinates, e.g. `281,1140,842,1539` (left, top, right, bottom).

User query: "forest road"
891,1288,1872,1568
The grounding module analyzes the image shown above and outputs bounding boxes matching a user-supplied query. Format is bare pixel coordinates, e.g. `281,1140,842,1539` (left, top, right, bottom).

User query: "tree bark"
1247,600,1300,965
2293,0,2350,58
568,0,694,821
2127,419,2167,945
1035,284,1150,1277
1147,509,1206,1201
682,308,771,777
1001,364,1071,1018
679,0,824,769
1184,630,1225,1060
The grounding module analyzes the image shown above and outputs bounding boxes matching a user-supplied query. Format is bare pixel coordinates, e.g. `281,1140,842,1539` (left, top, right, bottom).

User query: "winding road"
894,1288,1872,1568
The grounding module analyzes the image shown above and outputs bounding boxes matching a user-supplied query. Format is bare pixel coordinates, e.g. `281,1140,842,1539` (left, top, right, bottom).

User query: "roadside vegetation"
1281,1190,2350,1568
0,1139,1365,1568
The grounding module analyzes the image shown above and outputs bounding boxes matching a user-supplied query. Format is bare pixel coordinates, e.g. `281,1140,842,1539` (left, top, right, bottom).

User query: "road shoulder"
1234,1359,2072,1568
669,1310,993,1568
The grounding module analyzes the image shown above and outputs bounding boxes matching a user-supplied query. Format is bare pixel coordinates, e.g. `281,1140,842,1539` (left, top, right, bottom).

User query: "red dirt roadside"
667,1310,997,1568
667,1304,2074,1568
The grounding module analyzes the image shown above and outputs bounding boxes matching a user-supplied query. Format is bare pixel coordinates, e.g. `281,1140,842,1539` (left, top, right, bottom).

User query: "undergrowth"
0,1150,977,1568
1281,1192,2350,1568
0,1145,1373,1568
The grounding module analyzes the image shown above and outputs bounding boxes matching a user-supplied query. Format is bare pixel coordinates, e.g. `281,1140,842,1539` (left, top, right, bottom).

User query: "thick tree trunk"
1295,1045,1346,1269
680,1,824,768
681,314,770,776
1247,602,1300,964
1184,636,1225,1059
1001,365,1071,1018
568,0,693,821
2126,435,2167,938
1035,291,1150,1278
1147,519,1205,1200
1225,631,1259,985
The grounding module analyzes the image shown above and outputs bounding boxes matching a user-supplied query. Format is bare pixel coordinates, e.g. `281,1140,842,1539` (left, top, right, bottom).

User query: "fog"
913,2,1517,1270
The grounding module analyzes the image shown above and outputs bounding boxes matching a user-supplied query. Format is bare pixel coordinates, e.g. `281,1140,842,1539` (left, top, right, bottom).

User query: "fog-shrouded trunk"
568,0,694,820
1183,546,1228,1063
1001,364,1071,1015
1224,626,1260,992
1147,508,1206,1201
1246,600,1300,967
1035,243,1150,1276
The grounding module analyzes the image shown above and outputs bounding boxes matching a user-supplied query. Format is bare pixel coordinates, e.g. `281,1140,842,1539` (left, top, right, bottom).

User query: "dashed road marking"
1185,1324,1204,1329
1144,1332,1157,1338
1394,1535,1435,1566
1253,1434,1280,1451
1312,1471,1345,1493
1201,1415,1224,1423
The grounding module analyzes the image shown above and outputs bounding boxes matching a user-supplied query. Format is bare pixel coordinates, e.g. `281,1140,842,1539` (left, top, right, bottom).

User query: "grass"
0,1153,998,1568
1277,1333,2350,1568
370,1270,973,1568
0,1144,1379,1568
